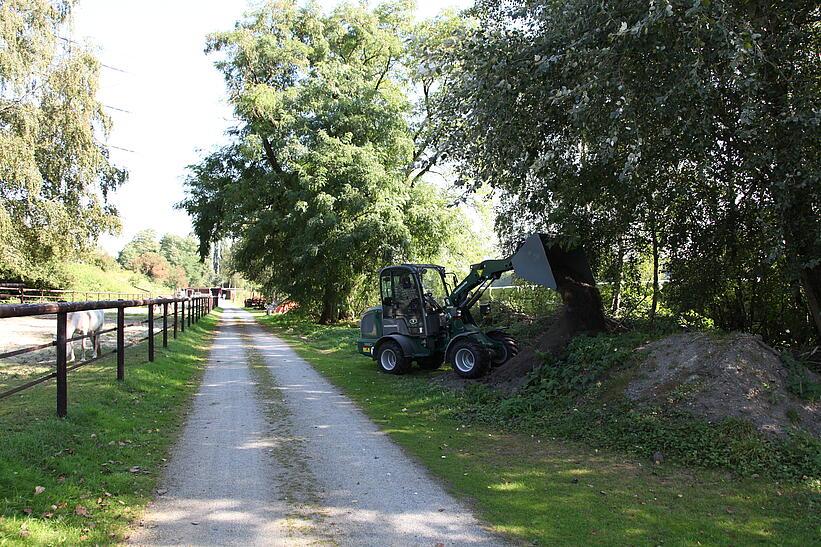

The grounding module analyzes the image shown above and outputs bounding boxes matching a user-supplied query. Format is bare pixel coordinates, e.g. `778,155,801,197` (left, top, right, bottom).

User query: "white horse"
66,310,105,362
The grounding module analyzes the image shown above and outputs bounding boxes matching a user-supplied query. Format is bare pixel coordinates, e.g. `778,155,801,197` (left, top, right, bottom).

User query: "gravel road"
131,304,502,546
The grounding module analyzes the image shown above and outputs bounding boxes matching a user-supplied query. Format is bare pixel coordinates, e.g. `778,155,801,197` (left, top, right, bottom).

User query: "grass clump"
781,352,821,402
0,310,218,545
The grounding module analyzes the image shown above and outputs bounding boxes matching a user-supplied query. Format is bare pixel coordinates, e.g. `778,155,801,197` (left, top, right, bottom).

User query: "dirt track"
130,305,501,546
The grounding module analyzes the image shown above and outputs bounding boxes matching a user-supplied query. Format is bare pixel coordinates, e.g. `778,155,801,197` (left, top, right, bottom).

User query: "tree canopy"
0,0,126,286
182,0,484,322
117,229,213,289
429,0,820,344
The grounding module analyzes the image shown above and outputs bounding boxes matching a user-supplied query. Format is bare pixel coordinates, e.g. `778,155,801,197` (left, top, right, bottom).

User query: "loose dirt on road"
130,305,501,546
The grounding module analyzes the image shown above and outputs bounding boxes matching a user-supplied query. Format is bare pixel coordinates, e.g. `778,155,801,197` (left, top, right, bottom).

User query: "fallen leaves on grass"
74,505,91,517
34,485,45,495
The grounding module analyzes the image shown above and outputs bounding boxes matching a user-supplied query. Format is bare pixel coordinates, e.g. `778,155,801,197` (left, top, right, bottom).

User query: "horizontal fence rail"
0,295,214,417
0,287,157,304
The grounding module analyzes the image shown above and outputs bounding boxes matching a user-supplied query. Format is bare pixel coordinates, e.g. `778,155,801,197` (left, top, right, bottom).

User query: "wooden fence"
0,286,158,304
0,295,213,417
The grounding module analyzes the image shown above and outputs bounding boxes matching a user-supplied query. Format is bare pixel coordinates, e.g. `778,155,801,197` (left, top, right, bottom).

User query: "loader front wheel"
377,341,411,375
487,330,519,366
448,338,489,379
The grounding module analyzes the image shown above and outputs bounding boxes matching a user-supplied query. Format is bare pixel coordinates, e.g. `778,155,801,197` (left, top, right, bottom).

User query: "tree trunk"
319,286,338,324
780,173,821,340
650,225,659,326
800,266,821,340
611,240,624,315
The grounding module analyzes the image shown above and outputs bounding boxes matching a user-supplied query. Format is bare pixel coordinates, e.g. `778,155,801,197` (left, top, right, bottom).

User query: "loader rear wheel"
448,338,490,379
487,330,519,366
376,341,411,375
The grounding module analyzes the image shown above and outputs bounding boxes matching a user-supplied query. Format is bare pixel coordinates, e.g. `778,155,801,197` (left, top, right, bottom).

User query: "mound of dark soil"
628,333,819,438
480,309,575,393
431,306,596,393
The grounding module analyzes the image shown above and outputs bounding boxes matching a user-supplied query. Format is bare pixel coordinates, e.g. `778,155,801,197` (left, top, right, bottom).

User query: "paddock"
0,295,213,416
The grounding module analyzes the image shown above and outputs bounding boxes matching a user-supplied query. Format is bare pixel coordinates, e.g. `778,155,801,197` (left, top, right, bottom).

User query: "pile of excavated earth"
625,332,819,438
437,307,820,439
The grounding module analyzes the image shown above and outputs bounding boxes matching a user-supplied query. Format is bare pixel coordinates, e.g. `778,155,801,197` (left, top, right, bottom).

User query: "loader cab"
380,266,424,337
379,265,449,339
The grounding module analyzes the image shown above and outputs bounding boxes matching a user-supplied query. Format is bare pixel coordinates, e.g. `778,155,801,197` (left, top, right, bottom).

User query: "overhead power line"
107,144,136,154
103,104,132,114
57,36,131,74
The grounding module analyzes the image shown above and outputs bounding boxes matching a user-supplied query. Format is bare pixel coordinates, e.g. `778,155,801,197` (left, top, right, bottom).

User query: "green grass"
250,310,820,546
0,310,219,545
62,262,168,295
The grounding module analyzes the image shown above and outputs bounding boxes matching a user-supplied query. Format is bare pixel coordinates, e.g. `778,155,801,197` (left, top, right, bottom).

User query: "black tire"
376,340,411,375
448,337,490,379
487,330,519,366
417,353,443,370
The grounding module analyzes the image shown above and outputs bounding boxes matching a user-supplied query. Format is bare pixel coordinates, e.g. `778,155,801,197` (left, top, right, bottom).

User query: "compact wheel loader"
357,234,596,379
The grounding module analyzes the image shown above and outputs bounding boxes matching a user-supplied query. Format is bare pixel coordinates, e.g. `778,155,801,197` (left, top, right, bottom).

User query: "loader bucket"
511,233,557,289
511,234,597,290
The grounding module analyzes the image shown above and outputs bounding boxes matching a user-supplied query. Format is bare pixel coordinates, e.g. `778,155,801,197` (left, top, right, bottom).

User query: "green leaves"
0,0,124,286
183,1,477,321
435,0,821,344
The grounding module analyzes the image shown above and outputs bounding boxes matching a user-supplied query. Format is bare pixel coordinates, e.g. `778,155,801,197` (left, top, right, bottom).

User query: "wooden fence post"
163,302,168,348
148,303,155,362
187,299,192,327
173,301,178,338
56,311,67,418
117,306,125,381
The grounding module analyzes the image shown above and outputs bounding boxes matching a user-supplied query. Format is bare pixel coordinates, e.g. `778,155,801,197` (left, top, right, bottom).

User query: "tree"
182,0,471,322
159,234,211,286
0,0,126,285
433,0,820,343
118,229,161,268
130,252,171,283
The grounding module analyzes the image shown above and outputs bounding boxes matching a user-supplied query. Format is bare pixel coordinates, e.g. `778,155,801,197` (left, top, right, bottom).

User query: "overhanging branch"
261,136,284,175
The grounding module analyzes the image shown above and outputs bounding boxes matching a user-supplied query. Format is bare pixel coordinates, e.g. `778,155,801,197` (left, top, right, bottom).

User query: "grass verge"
251,310,820,546
0,310,219,545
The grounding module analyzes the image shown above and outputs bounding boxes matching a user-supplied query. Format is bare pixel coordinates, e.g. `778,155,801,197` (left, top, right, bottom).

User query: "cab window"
380,274,393,305
392,272,419,310
419,268,448,307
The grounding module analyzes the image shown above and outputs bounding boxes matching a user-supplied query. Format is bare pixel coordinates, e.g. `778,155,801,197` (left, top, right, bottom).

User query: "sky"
70,0,473,256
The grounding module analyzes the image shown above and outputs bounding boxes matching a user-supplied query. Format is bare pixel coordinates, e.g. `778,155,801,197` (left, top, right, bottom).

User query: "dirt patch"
627,332,819,438
482,309,575,393
432,307,586,393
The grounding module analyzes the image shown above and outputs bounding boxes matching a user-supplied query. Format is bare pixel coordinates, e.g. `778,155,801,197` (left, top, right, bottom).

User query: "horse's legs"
67,338,75,363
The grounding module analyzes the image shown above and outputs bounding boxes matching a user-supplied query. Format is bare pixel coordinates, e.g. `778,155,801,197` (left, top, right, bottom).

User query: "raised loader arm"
449,234,560,311
449,258,512,310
